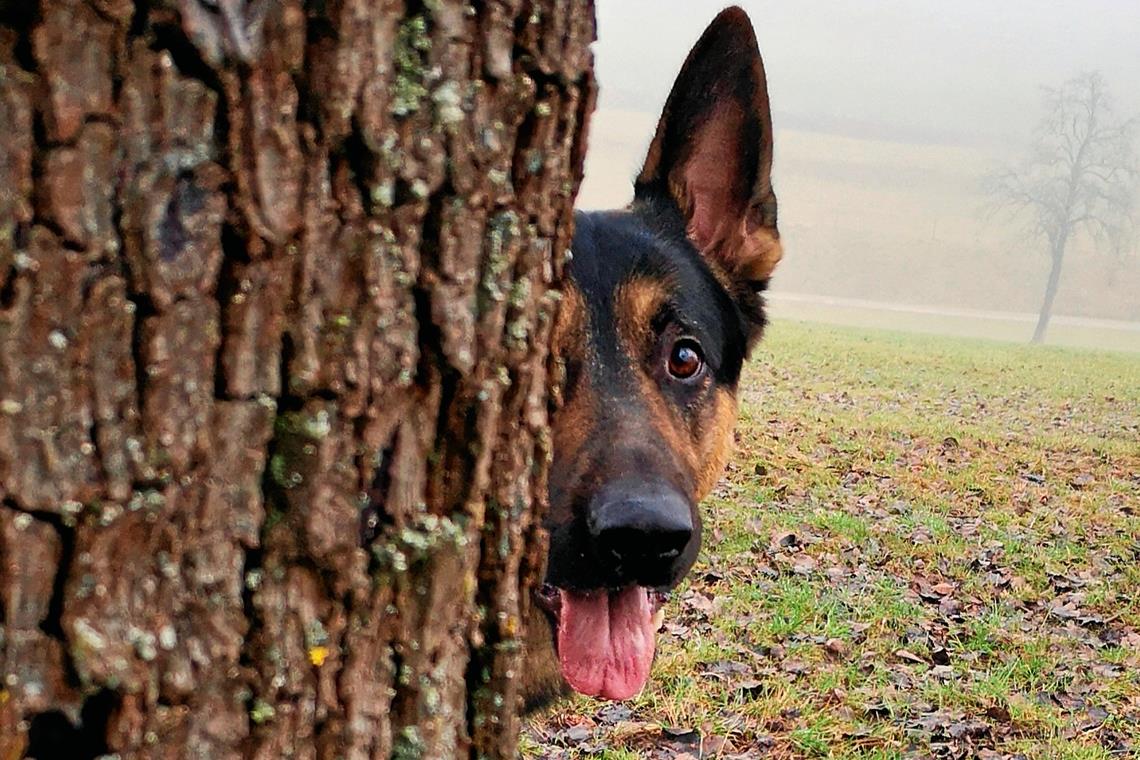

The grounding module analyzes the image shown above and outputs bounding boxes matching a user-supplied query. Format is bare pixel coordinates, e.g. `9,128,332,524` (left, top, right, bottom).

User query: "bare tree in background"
0,1,593,757
989,72,1138,343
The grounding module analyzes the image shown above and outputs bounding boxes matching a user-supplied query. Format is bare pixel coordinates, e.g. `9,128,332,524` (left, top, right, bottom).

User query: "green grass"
526,320,1140,759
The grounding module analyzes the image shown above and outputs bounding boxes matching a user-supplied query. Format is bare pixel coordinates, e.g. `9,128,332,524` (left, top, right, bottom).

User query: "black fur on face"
523,5,781,711
574,200,764,386
543,199,763,591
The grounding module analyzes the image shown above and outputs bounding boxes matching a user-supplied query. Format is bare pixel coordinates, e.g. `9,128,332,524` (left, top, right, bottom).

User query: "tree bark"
0,2,594,758
1032,236,1067,343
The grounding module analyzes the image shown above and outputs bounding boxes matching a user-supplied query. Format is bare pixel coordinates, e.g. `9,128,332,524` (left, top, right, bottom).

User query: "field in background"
577,110,1140,326
526,320,1140,759
768,293,1140,354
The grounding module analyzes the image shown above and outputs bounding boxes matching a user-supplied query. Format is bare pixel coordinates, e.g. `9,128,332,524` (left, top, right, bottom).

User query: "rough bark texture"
0,1,594,757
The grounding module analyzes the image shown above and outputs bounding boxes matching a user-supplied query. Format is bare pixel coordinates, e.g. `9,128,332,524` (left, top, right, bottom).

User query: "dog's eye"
667,339,704,380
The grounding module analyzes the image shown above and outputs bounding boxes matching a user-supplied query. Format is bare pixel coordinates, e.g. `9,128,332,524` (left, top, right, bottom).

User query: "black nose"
587,480,694,586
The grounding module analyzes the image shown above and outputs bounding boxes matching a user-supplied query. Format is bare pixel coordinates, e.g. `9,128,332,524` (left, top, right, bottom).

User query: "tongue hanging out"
557,586,656,700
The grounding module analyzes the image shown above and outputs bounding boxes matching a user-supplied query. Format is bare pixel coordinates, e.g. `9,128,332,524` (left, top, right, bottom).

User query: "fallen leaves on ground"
526,323,1140,759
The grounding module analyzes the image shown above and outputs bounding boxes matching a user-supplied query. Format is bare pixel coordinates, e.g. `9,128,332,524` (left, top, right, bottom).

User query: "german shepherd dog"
522,7,782,709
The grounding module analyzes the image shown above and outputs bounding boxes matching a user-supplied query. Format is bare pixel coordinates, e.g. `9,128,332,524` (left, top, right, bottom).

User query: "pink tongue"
557,586,655,700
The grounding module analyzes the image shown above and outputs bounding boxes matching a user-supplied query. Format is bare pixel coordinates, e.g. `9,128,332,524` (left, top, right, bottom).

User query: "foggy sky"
593,1,1140,147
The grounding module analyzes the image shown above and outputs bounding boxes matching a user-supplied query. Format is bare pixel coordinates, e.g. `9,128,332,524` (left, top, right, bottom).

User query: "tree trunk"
0,2,594,758
1032,236,1067,344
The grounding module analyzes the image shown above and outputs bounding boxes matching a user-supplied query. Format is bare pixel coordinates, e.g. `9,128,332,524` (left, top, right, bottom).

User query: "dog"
522,6,783,710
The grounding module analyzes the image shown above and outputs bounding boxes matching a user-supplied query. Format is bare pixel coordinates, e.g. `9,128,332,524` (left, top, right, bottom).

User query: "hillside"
578,109,1140,324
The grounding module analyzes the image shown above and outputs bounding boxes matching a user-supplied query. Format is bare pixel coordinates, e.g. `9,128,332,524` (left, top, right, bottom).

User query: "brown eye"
667,339,704,380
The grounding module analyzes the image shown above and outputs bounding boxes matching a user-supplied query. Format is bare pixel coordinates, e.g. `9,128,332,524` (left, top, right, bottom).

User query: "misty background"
577,1,1140,349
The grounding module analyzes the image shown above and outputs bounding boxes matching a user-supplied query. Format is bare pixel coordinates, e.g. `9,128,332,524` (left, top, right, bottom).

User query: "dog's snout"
587,480,694,585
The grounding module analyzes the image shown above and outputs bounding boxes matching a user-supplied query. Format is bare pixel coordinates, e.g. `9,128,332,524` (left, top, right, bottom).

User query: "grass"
526,320,1140,759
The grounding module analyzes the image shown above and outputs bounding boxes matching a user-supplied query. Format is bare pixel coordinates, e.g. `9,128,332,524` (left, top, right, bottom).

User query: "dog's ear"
635,6,780,289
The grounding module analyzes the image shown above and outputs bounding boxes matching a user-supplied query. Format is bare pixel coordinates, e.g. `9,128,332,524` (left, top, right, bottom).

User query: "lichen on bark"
0,1,595,757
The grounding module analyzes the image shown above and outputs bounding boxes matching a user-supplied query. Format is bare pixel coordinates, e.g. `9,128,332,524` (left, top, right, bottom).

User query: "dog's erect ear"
635,6,780,288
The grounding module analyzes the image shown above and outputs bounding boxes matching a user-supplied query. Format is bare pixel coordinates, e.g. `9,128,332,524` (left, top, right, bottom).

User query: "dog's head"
524,7,781,709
